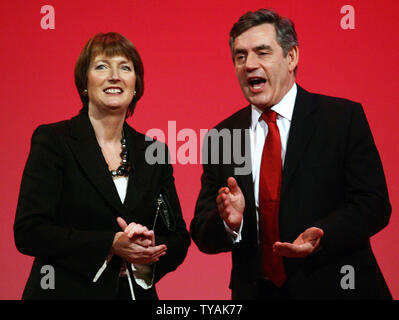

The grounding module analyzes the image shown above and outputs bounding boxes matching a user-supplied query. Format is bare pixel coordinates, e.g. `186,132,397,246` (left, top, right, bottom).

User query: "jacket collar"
281,85,320,198
232,84,320,207
68,112,149,221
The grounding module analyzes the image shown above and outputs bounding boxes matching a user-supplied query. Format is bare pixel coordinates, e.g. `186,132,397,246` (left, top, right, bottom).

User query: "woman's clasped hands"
109,217,167,265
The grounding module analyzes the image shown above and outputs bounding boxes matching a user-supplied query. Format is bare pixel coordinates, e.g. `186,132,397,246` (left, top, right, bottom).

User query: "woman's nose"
108,67,120,81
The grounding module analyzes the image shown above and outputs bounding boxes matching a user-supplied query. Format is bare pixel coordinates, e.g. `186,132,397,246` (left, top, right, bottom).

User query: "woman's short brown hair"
74,32,144,118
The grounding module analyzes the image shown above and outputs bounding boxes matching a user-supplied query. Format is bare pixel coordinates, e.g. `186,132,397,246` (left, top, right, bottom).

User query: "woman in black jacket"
14,32,190,300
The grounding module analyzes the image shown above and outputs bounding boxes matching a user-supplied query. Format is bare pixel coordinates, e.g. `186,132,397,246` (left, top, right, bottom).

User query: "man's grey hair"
229,8,299,59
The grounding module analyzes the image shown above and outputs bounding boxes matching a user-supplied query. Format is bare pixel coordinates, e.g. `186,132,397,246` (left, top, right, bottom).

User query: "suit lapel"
68,113,126,217
122,123,149,216
230,106,255,208
230,107,258,246
281,86,320,199
231,93,320,203
68,114,152,221
228,106,253,199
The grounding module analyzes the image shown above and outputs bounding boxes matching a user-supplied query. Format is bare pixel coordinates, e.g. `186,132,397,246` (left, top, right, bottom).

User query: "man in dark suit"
190,9,392,299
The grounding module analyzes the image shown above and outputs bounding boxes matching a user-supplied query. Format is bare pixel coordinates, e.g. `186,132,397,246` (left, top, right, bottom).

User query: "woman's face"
87,54,136,116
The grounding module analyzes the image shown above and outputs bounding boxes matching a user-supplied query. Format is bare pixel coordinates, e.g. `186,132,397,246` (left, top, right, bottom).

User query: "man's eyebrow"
254,44,272,51
234,44,273,55
233,48,247,56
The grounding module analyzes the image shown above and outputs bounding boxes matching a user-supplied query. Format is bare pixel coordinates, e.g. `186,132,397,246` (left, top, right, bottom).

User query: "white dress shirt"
225,83,297,242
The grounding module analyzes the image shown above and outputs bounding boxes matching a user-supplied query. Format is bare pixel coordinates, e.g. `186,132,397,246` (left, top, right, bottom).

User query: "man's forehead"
233,23,277,50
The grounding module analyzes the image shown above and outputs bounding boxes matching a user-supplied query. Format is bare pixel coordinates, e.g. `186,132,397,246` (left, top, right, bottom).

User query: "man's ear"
287,45,299,73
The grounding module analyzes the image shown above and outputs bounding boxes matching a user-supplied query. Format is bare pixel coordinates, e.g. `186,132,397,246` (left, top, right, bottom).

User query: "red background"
1,0,398,299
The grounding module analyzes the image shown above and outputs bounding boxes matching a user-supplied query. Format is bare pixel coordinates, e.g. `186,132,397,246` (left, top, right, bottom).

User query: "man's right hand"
216,177,245,231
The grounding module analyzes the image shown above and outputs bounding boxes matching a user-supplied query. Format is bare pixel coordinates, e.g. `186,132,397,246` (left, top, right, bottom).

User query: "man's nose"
245,53,259,71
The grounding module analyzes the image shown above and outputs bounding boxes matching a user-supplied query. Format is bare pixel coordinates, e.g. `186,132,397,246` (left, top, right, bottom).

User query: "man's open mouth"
247,77,266,91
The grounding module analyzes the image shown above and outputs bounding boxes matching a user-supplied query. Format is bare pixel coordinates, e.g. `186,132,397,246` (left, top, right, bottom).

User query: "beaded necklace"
110,132,131,177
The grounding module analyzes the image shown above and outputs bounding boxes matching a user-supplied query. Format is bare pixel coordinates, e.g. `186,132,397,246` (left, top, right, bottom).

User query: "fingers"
117,217,128,231
216,194,234,221
113,231,167,264
217,187,230,197
217,178,240,196
216,177,243,213
303,227,324,242
126,223,149,238
273,227,325,258
300,227,324,251
216,178,244,232
126,244,168,264
134,237,153,247
132,230,156,247
116,218,157,249
273,241,314,258
148,230,155,246
148,244,167,258
123,221,137,237
216,192,228,214
216,183,234,215
119,220,152,239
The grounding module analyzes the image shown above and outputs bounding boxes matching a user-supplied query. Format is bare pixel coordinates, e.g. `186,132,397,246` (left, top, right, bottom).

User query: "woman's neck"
88,108,125,145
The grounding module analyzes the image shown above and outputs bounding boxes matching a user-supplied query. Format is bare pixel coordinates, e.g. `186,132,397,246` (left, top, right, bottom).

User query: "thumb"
304,227,324,242
117,217,128,231
227,177,240,194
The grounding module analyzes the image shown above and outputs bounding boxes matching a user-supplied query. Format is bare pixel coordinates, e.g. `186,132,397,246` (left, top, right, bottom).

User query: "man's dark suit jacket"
190,85,392,299
14,112,190,300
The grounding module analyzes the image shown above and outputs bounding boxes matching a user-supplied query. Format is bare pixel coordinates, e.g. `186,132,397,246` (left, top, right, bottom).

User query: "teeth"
249,77,266,88
105,88,122,94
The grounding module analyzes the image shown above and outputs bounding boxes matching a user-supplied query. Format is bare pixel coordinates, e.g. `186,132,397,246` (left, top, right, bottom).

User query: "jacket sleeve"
14,125,116,282
153,145,191,283
190,132,236,254
313,103,391,259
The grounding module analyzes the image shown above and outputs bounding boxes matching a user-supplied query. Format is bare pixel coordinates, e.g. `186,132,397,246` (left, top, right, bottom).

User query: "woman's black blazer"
14,112,190,299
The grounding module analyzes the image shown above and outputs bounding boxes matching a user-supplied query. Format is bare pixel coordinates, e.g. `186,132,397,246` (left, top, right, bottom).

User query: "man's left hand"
273,227,324,258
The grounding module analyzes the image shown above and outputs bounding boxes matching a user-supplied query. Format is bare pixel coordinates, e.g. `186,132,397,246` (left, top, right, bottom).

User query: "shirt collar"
250,83,297,129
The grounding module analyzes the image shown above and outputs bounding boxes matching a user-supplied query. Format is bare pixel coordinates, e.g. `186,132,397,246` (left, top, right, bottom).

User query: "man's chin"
246,97,271,110
241,87,271,107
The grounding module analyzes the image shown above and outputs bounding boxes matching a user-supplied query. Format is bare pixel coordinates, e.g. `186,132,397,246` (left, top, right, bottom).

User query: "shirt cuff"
131,263,154,289
92,259,155,290
92,260,107,283
223,218,243,243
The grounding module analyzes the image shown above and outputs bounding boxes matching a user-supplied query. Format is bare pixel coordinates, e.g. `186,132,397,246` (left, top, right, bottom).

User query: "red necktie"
258,110,286,288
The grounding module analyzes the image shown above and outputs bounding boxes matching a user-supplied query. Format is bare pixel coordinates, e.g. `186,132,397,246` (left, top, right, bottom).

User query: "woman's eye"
95,64,107,70
121,65,132,71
